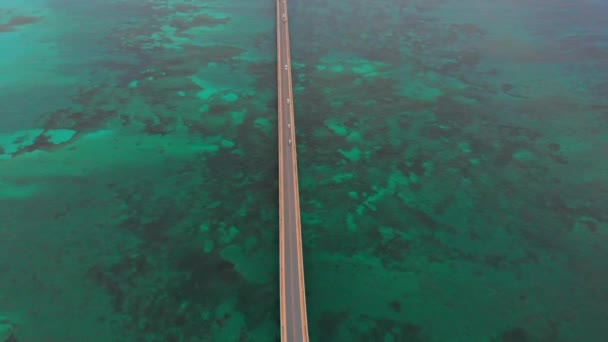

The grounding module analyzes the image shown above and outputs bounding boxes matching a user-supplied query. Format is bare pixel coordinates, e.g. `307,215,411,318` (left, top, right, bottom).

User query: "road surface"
276,0,309,341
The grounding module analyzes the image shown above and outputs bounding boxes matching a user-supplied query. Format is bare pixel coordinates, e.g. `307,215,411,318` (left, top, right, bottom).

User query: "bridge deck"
276,0,309,341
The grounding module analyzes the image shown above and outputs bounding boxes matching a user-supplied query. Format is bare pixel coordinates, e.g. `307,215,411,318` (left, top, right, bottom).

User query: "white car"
288,139,292,145
287,123,291,128
286,98,290,104
284,64,288,70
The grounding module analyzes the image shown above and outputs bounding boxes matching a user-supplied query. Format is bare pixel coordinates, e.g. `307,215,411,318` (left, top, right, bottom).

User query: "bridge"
276,0,310,341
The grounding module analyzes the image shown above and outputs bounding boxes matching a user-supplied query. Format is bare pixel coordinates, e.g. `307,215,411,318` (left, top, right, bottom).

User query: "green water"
1,0,607,341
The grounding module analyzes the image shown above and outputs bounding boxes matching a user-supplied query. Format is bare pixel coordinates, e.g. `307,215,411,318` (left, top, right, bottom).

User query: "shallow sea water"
1,0,607,341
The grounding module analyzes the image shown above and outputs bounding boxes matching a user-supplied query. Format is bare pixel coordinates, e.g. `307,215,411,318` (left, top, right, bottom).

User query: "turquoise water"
1,0,607,341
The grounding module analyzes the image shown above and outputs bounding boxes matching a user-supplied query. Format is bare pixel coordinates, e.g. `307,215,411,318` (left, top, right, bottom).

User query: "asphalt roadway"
276,0,309,341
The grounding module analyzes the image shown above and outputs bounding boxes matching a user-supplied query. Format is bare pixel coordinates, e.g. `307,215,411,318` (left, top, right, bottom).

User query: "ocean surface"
1,0,607,341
